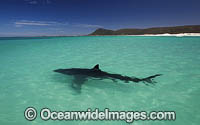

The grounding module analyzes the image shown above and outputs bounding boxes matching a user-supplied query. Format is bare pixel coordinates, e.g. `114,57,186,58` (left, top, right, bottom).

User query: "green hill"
90,25,200,35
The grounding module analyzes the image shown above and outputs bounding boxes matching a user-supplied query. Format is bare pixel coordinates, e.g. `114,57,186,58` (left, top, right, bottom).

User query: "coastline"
126,33,200,37
89,33,200,37
1,33,200,38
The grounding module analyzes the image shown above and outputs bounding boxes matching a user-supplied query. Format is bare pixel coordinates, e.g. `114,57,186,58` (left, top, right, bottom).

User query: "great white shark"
54,64,162,91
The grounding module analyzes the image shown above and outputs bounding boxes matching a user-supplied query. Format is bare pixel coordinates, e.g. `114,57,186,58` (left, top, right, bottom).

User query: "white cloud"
24,0,52,5
15,20,68,27
15,21,50,26
24,0,38,4
74,24,103,28
29,1,38,4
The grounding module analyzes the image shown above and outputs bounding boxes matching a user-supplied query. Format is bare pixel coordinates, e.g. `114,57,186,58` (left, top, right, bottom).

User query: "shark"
54,64,162,92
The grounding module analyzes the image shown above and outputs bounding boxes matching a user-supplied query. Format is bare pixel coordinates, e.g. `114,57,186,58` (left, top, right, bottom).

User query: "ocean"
0,36,200,125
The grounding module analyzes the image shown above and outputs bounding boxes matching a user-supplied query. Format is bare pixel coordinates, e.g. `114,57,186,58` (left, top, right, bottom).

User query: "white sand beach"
128,33,200,37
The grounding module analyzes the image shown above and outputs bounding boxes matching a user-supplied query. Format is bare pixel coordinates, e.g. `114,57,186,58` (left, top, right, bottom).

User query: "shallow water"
0,36,200,125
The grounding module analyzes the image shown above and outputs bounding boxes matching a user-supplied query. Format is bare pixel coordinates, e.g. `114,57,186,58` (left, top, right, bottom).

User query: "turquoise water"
0,36,200,125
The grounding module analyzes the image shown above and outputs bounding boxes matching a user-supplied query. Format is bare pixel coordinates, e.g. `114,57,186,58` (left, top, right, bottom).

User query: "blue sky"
0,0,200,36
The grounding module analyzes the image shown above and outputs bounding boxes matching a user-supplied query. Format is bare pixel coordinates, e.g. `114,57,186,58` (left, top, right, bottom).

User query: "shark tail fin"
142,74,162,84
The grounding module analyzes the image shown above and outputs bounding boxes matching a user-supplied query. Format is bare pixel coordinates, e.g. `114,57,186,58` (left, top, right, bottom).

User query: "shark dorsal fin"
92,64,100,70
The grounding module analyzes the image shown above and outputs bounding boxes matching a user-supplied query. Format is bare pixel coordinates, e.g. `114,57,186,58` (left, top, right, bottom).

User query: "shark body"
54,64,162,91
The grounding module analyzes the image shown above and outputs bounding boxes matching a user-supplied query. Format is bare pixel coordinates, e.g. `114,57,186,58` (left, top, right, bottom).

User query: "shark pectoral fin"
74,75,88,83
71,75,89,93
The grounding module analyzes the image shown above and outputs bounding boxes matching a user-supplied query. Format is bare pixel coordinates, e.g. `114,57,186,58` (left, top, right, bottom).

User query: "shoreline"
90,33,200,37
126,33,200,37
1,33,200,38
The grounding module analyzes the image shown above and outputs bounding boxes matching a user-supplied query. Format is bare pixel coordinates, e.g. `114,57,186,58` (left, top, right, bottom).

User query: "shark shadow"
54,64,162,92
